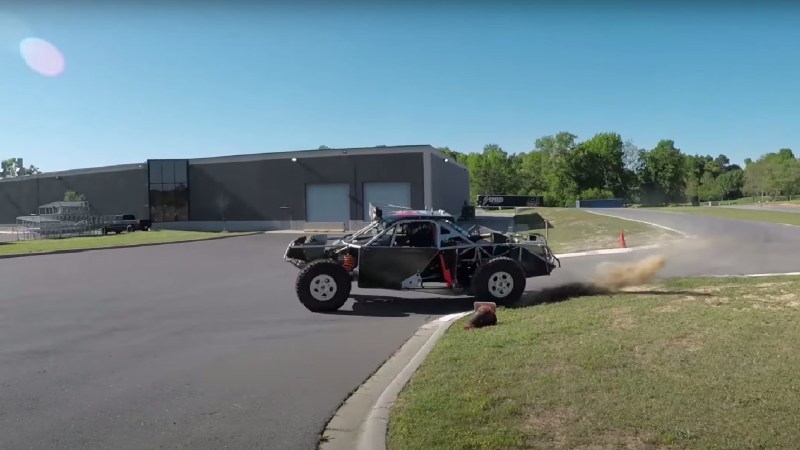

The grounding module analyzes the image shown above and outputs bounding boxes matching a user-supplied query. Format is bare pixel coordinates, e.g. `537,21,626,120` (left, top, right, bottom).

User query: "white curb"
706,272,800,278
582,210,691,237
356,311,470,450
555,243,662,259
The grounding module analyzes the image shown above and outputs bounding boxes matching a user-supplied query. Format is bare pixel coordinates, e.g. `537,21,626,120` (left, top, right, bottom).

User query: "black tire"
471,256,526,306
126,225,134,233
295,259,352,312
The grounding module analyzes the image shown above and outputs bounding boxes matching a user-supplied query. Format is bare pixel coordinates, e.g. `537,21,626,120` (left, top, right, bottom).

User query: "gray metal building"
0,145,470,231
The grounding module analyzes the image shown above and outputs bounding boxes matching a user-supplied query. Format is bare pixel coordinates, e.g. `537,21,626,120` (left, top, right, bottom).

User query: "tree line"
438,132,799,206
1,158,40,178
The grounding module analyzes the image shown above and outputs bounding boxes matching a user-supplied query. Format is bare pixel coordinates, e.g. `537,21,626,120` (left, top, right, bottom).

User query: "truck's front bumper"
283,237,309,270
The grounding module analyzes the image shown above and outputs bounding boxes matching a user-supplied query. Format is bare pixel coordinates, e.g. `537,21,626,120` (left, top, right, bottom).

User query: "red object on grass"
464,302,498,330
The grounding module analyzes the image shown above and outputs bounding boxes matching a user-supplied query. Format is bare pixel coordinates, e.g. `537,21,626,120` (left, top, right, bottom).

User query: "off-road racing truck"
283,204,561,312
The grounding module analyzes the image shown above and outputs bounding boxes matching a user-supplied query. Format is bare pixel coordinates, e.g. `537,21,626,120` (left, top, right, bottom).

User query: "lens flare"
19,37,65,77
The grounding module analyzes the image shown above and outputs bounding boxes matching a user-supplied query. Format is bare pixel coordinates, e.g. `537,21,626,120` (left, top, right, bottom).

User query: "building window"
148,159,190,222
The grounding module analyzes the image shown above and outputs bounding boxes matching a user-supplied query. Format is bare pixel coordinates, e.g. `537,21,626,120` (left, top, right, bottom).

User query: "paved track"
2,210,800,449
0,235,481,450
582,208,800,276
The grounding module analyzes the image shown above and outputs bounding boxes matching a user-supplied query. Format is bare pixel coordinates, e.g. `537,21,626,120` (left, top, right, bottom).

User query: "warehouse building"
0,145,470,231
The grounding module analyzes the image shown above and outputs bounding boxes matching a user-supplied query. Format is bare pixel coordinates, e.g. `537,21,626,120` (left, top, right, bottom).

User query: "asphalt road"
0,234,484,450
581,208,800,276
2,210,800,450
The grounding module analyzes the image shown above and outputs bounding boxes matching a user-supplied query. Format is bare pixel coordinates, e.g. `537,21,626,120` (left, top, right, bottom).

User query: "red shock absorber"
342,253,354,271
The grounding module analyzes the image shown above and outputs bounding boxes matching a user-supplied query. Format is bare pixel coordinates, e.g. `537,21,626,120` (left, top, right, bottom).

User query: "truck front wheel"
295,259,352,312
472,257,526,306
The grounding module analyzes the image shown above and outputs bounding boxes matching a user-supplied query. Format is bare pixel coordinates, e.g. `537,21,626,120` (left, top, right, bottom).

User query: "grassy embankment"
510,207,679,254
388,274,800,449
0,230,251,256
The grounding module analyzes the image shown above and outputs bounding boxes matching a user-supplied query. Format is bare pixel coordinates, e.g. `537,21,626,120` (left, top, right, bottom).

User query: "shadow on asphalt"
334,285,714,317
332,295,477,317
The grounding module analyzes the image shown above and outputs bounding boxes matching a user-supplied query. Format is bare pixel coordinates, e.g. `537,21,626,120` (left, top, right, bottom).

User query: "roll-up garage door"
363,182,412,219
305,183,351,223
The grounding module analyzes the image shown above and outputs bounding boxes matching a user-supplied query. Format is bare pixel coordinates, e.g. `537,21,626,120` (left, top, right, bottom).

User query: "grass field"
514,208,679,254
712,197,800,206
387,274,800,450
0,230,251,256
651,206,800,226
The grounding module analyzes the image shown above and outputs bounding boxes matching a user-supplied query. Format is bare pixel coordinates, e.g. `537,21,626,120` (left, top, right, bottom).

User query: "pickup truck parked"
101,214,151,234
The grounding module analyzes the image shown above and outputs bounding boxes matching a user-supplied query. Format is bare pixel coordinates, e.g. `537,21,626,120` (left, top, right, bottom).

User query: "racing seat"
408,224,435,247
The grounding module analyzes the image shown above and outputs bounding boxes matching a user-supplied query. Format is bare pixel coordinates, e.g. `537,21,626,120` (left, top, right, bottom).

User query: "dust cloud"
513,255,667,308
590,255,667,291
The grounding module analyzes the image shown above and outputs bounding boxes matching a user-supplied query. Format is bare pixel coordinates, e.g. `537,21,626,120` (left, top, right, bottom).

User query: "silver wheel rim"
310,274,337,301
488,271,514,298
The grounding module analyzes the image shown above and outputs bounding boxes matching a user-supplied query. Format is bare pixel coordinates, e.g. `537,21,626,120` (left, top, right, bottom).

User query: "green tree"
534,131,579,206
63,191,86,201
698,171,723,201
516,150,548,196
716,169,745,199
472,144,513,196
1,158,40,178
637,140,687,205
567,132,627,198
437,146,466,164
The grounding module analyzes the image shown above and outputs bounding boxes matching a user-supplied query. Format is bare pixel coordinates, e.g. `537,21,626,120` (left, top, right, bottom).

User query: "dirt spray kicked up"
590,255,667,291
513,255,668,308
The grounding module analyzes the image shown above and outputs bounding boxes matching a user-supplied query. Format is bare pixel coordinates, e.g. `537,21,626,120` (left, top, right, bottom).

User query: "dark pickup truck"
101,214,151,234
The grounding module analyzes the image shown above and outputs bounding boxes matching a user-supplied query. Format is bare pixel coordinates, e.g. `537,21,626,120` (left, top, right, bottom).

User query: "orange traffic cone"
618,229,627,248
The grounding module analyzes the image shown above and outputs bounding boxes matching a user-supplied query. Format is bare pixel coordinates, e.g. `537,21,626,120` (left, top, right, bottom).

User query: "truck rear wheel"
295,259,352,312
472,256,526,306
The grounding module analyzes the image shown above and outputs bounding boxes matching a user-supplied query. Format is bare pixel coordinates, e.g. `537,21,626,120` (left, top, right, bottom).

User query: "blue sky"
1,1,799,172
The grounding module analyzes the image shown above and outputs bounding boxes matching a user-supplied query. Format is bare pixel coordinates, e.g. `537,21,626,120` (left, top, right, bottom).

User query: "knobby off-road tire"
295,259,352,312
471,256,526,306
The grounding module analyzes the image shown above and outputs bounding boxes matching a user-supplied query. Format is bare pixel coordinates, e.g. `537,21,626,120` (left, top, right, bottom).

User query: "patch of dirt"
633,333,705,359
674,335,704,352
704,297,729,307
572,430,663,450
524,407,577,448
694,286,723,293
743,291,799,309
537,362,581,376
752,282,795,289
609,307,636,330
654,304,682,313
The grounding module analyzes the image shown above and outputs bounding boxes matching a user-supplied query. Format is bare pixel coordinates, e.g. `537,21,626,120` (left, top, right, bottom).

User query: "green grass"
515,208,680,254
0,230,251,256
657,197,800,207
719,197,800,205
650,206,800,226
387,275,800,450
